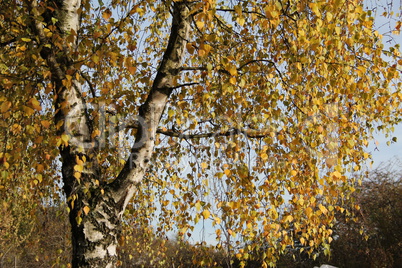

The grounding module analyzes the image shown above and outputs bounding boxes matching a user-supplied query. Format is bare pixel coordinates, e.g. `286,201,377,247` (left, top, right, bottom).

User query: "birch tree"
0,0,401,267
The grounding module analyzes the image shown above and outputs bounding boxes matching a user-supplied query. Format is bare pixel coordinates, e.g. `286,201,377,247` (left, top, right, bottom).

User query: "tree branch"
110,1,194,211
80,71,97,98
157,128,274,139
216,8,265,18
123,123,275,139
237,59,276,71
179,66,207,71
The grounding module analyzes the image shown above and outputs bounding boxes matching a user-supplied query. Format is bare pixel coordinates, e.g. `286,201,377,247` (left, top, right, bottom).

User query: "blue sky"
370,124,402,168
369,0,401,168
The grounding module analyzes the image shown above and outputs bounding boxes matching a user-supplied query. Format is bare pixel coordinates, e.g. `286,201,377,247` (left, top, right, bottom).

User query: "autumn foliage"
0,0,401,266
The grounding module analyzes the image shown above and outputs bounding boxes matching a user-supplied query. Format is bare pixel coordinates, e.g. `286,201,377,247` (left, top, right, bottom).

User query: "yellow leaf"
309,2,320,16
36,164,44,172
0,101,11,113
216,172,223,178
23,105,34,116
92,129,101,138
74,172,81,180
198,48,206,57
234,5,242,16
332,170,342,178
237,17,245,26
201,210,210,219
61,134,69,143
215,229,221,236
305,207,313,218
264,7,279,19
227,65,238,76
326,158,336,167
326,12,333,22
195,201,201,211
83,206,90,215
92,55,100,64
76,215,82,225
11,124,22,134
168,109,174,118
319,204,328,214
30,98,42,111
102,9,112,21
229,77,236,84
186,43,195,54
74,164,83,172
229,229,236,237
41,120,51,128
285,215,293,222
75,155,84,165
201,162,208,169
201,43,212,54
196,20,205,30
128,66,137,75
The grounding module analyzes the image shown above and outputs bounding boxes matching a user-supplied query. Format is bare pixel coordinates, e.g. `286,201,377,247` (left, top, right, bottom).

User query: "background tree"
0,202,71,267
328,158,402,268
0,0,401,267
272,158,402,268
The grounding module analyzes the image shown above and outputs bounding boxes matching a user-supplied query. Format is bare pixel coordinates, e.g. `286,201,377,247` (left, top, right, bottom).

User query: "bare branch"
237,59,288,86
80,71,97,98
237,59,276,71
124,123,275,139
179,66,207,71
216,8,265,18
157,127,273,139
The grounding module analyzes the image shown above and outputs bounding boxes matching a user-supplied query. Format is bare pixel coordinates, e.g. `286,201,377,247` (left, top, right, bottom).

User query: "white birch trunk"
27,0,192,266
